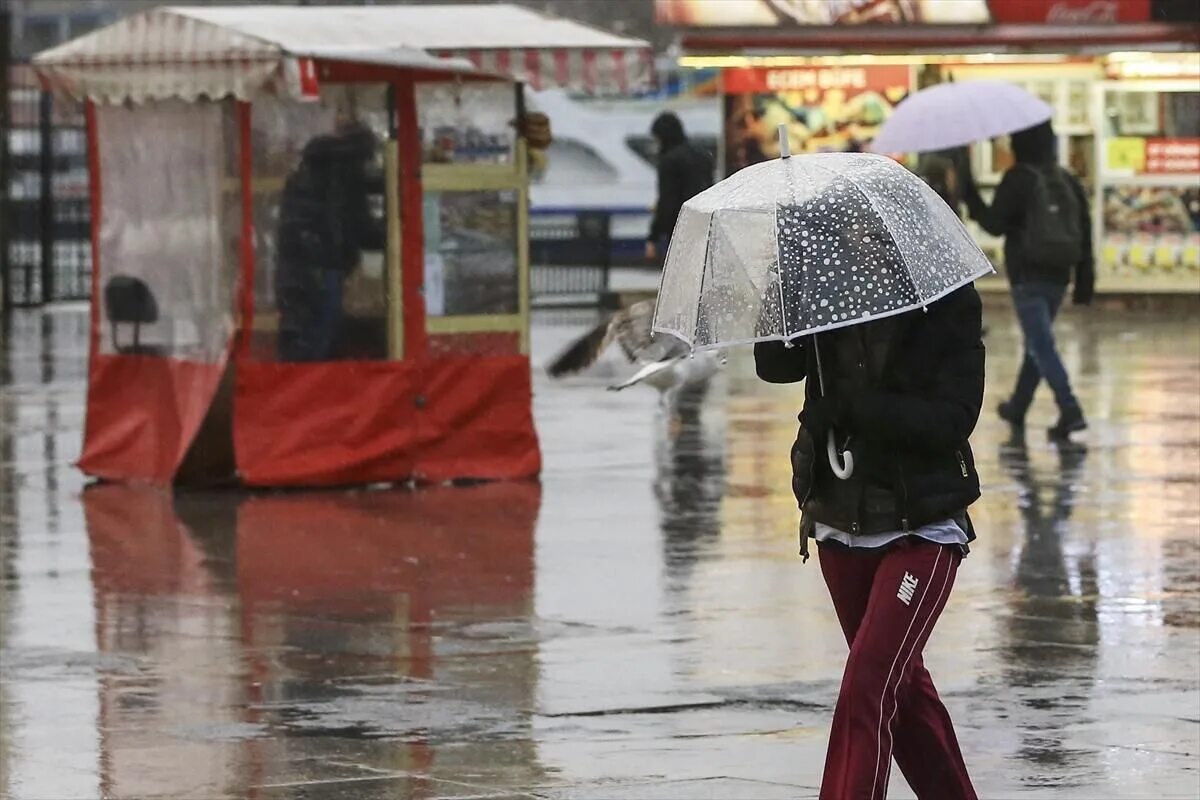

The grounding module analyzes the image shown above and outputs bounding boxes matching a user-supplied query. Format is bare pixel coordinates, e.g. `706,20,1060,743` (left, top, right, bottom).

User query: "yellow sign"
1129,238,1152,270
1154,244,1177,269
1102,240,1122,266
1107,137,1146,173
1183,241,1200,270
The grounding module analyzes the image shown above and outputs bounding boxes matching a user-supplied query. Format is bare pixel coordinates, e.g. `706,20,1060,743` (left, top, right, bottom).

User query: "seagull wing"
607,359,677,391
546,298,688,378
545,314,618,378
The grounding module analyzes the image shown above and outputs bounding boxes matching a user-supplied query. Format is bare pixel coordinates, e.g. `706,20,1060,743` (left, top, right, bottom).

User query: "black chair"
104,276,164,355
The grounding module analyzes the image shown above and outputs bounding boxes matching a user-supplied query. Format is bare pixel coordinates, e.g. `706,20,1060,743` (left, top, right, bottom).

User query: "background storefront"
658,0,1200,294
1095,78,1199,290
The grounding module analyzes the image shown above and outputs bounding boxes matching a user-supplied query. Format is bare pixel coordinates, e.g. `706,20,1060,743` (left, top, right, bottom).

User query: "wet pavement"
2,300,1199,799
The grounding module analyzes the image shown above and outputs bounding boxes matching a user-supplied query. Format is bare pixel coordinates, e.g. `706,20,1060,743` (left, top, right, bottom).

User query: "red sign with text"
722,65,911,95
986,0,1150,23
1145,138,1200,174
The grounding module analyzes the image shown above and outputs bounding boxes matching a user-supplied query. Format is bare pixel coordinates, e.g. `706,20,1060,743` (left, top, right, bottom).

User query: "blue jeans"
1010,282,1079,414
312,270,346,360
278,269,345,362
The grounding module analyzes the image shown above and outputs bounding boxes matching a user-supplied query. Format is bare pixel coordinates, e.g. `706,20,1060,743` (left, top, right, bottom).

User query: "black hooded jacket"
754,285,984,540
648,112,714,243
275,126,385,360
277,126,384,278
964,121,1094,302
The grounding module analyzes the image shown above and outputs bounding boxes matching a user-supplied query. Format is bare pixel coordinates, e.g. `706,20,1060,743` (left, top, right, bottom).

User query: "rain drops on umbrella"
653,150,993,349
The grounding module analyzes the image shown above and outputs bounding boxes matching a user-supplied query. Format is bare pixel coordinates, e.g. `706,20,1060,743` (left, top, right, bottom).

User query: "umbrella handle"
827,430,855,480
813,335,853,478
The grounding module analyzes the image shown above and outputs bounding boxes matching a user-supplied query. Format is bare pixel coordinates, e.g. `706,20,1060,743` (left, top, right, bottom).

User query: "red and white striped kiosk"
34,5,652,486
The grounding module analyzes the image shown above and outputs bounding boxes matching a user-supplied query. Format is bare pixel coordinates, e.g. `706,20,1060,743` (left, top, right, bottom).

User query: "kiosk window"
423,190,519,317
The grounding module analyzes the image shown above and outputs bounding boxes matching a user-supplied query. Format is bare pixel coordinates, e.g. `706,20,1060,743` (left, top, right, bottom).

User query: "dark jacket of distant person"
275,125,385,360
647,112,714,246
964,121,1094,304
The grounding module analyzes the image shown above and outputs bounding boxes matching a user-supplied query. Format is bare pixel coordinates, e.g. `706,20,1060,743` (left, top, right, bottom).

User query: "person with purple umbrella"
959,120,1094,439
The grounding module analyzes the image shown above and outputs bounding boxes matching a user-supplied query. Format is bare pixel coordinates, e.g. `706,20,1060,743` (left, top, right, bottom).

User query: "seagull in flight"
546,300,720,403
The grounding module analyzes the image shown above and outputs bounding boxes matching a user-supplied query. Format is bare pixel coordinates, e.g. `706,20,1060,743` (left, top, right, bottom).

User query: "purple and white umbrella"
869,80,1054,155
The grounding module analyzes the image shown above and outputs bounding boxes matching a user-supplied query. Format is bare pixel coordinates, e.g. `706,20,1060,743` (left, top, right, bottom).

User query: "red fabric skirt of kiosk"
78,353,227,484
233,354,541,487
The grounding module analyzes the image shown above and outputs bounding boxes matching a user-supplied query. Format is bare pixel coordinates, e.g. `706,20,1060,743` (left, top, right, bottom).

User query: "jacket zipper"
956,450,968,478
897,457,911,532
796,349,821,562
797,434,816,562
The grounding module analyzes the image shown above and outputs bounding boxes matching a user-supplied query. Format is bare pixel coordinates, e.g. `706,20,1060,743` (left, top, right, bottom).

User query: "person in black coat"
754,285,984,799
645,112,714,263
275,124,385,362
755,285,984,549
961,120,1093,438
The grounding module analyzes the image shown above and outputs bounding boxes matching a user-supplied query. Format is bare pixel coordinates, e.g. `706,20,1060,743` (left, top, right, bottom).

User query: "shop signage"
1146,138,1200,174
722,65,911,174
987,0,1150,23
1101,180,1200,274
656,0,991,25
655,0,1173,26
723,65,909,94
1107,137,1200,174
1107,137,1147,173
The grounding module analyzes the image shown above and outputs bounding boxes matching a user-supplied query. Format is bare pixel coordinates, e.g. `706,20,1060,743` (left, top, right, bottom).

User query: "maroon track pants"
817,538,977,800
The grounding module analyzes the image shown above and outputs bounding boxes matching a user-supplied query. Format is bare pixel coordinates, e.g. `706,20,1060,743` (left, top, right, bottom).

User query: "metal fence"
529,210,612,306
3,65,92,309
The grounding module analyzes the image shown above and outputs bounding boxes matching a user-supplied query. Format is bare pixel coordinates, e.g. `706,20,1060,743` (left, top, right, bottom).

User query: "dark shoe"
1048,406,1087,440
997,400,1025,427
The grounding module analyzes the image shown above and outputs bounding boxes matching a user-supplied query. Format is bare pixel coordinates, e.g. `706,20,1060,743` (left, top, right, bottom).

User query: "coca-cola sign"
987,0,1150,23
1046,1,1120,23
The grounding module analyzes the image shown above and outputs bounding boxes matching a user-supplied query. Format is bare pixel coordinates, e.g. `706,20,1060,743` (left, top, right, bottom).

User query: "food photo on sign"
1099,89,1200,274
1102,185,1200,272
722,65,911,174
655,0,1195,26
655,0,990,25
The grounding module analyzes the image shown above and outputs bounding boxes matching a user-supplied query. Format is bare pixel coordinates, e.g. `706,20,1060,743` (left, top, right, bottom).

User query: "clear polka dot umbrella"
651,148,993,352
651,134,993,479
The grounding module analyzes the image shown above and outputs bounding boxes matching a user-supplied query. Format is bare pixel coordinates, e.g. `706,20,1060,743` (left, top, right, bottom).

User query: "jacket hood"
651,111,687,150
302,124,378,164
1011,120,1057,165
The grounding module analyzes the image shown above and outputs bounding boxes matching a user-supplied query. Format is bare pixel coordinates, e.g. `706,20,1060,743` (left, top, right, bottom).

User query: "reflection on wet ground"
2,302,1198,798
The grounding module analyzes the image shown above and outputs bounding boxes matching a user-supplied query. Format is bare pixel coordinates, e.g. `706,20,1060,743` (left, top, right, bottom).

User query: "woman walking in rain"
650,134,990,798
754,281,982,799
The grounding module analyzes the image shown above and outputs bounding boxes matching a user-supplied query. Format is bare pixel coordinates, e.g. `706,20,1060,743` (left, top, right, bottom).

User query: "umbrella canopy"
652,151,993,352
869,80,1054,155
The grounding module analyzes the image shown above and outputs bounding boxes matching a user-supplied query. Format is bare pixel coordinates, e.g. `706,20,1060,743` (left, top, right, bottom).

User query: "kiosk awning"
34,4,655,102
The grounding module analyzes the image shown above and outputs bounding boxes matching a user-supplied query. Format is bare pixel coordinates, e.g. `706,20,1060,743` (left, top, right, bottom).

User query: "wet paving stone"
2,303,1198,798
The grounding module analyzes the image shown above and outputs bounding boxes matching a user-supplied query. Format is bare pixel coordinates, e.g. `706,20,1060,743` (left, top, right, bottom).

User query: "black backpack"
1018,164,1084,275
